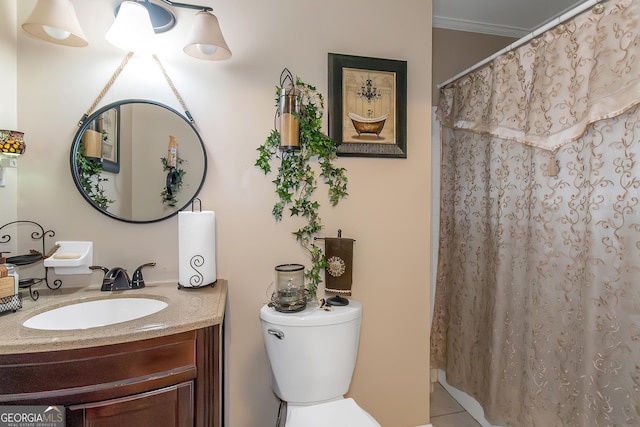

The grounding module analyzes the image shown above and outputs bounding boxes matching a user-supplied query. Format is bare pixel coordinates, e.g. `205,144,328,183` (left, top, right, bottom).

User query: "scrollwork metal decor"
0,221,62,301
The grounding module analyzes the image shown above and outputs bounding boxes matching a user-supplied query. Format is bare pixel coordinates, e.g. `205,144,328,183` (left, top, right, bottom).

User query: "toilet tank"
260,300,363,404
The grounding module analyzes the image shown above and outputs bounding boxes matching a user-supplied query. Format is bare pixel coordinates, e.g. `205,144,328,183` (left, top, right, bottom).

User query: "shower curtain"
431,1,640,426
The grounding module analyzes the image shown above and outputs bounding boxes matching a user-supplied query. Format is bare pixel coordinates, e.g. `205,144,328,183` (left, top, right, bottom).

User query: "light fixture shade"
183,11,231,61
105,1,156,54
0,131,26,156
22,0,88,47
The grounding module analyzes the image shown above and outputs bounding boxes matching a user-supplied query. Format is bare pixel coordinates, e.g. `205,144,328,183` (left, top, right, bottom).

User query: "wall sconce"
0,130,26,188
107,0,232,60
22,0,231,60
277,69,301,152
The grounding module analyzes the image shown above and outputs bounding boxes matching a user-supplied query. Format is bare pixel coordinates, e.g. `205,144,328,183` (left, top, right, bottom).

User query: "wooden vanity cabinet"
0,325,222,427
67,382,194,427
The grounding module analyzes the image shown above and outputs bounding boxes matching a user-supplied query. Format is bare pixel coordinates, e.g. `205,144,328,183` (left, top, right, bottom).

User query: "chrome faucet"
90,263,156,291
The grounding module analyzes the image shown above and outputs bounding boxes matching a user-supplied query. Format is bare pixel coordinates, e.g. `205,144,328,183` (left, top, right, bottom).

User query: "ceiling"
433,0,589,38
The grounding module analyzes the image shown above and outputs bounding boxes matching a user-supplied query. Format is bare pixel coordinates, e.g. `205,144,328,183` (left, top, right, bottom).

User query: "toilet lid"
286,398,381,427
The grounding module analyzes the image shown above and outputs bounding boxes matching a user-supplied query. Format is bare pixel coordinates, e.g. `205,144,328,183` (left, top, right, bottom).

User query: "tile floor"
431,382,481,427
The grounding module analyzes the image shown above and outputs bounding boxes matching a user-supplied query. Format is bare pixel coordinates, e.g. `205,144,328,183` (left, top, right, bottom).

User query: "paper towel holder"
177,203,217,290
190,198,202,212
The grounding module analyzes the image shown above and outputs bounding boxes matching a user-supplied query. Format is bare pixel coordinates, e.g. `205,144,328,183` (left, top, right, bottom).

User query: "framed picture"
97,106,120,173
328,53,407,158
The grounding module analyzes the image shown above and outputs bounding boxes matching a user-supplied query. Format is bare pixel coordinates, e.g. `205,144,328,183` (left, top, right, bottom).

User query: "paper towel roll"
179,211,217,288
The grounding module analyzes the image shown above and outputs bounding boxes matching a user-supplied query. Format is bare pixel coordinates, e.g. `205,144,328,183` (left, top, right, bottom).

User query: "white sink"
23,298,168,331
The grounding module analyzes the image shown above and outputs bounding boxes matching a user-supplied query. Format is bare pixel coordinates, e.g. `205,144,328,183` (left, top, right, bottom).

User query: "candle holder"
277,69,301,152
271,263,306,312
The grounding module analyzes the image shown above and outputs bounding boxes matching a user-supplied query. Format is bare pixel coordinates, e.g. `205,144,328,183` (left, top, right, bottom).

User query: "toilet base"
285,398,381,427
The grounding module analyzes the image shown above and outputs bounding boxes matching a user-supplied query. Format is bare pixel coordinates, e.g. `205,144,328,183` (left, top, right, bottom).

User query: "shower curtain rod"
437,0,605,89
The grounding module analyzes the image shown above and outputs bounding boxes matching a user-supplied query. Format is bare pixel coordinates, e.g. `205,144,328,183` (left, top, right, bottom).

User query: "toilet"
260,300,381,427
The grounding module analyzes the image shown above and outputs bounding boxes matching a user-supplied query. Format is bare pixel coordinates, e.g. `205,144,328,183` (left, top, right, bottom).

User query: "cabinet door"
67,382,193,427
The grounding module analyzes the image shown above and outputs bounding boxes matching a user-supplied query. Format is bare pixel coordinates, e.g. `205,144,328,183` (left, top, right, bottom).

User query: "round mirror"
71,100,207,223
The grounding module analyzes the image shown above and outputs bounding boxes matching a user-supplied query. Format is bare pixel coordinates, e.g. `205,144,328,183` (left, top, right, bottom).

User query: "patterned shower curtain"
431,1,640,426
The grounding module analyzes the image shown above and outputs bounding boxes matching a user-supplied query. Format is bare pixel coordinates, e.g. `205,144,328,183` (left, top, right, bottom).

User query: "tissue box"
0,277,14,299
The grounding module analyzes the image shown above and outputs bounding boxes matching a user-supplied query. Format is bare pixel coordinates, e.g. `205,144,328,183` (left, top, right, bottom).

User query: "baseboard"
415,424,433,427
430,368,439,383
438,369,499,427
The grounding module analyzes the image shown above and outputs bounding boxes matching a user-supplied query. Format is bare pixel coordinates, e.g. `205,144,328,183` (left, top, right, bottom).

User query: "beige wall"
432,27,516,105
0,0,18,228
9,1,432,426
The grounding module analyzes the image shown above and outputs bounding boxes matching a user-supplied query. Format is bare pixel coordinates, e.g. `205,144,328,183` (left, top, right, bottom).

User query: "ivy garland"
255,76,348,301
76,144,114,211
161,157,186,207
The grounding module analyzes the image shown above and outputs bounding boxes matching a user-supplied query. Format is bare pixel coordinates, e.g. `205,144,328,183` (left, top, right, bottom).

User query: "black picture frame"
328,53,407,158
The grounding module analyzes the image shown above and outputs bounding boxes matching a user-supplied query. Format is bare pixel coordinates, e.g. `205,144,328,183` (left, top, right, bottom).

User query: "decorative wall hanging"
256,68,349,303
328,53,407,158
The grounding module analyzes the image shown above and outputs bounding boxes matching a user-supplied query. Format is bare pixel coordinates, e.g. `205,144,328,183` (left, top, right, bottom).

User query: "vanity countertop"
0,280,227,355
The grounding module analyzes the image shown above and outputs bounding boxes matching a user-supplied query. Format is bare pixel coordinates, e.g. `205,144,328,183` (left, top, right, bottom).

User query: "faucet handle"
89,265,109,276
131,262,156,289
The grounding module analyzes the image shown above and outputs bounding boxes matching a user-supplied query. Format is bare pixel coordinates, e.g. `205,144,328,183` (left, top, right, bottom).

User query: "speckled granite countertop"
0,280,227,355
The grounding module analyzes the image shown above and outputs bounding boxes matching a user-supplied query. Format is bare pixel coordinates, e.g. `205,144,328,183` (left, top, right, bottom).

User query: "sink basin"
23,298,168,331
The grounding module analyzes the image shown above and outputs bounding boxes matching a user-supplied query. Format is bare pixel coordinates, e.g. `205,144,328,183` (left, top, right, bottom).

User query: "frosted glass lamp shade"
105,1,156,54
22,0,88,47
183,11,231,60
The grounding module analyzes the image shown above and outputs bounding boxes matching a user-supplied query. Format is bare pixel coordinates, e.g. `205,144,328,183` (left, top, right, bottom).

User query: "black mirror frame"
70,99,207,224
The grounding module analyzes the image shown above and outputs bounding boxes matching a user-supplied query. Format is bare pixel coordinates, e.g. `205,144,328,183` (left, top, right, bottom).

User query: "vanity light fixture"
22,0,88,47
107,0,231,60
0,130,26,187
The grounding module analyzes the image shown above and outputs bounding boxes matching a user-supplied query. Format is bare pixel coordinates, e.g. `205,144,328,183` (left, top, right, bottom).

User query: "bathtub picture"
343,68,394,143
347,112,389,138
328,53,407,158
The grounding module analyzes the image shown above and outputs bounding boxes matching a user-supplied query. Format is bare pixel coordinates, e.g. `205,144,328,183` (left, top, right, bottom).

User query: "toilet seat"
286,398,381,427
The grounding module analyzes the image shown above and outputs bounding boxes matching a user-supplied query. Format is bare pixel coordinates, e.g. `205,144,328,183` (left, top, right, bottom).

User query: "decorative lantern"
272,263,306,312
277,68,301,152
